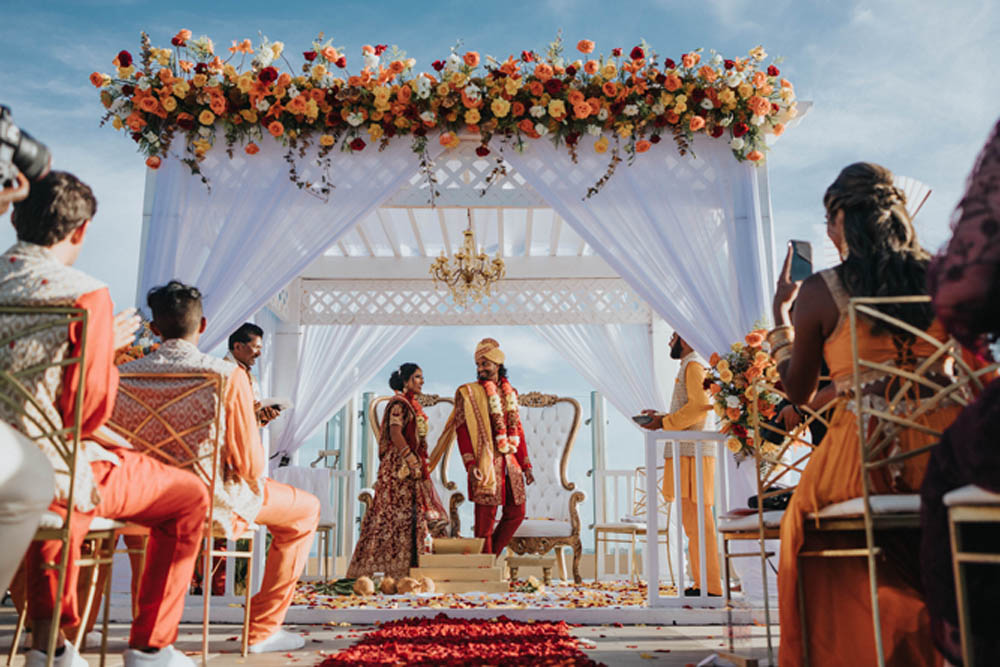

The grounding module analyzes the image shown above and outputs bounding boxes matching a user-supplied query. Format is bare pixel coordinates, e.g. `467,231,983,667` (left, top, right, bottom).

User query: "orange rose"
245,143,260,155
89,72,105,88
463,51,480,67
663,73,682,92
772,123,785,137
511,101,525,117
681,52,700,68
745,365,762,381
397,84,412,103
439,132,456,147
209,96,227,116
709,383,723,395
746,150,764,161
518,118,535,134
689,116,706,132
533,63,553,82
389,60,405,75
745,331,765,346
726,408,742,421
748,96,771,116
145,155,162,169
602,81,618,98
267,121,284,137
576,40,595,54
125,111,146,132
587,97,602,114
139,97,160,113
709,352,721,366
322,46,340,62
174,29,192,44
752,71,767,88
528,81,544,97
567,90,585,106
698,65,717,83
635,139,651,153
666,111,680,124
573,103,591,120
584,60,599,75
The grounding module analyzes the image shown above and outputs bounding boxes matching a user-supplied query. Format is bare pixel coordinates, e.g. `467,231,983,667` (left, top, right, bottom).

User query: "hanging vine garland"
94,31,798,199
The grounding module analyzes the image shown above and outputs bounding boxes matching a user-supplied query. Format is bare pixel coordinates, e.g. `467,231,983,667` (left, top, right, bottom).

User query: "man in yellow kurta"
641,332,722,596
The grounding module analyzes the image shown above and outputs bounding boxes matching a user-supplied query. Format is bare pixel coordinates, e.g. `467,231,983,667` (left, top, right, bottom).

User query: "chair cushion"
809,494,920,519
38,512,122,531
944,484,1000,507
719,510,784,532
513,519,573,538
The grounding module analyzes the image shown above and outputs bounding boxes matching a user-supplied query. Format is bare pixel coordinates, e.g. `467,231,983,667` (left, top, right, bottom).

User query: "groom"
439,338,534,555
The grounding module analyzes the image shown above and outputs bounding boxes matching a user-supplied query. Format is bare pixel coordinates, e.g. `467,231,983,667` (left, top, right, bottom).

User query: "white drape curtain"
499,134,770,357
271,323,419,460
142,136,433,350
533,323,666,418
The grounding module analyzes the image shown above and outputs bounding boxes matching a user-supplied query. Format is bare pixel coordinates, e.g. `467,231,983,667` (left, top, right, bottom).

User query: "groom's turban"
474,338,505,365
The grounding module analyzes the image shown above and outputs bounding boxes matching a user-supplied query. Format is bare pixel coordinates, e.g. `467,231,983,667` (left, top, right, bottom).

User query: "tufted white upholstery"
515,519,574,538
516,400,580,523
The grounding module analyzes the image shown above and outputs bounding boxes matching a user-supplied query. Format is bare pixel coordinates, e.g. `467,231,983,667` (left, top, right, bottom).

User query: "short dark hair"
11,171,97,246
228,322,264,350
147,281,203,339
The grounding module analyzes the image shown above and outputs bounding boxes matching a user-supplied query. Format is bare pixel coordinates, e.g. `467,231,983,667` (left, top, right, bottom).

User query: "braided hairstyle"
824,162,933,336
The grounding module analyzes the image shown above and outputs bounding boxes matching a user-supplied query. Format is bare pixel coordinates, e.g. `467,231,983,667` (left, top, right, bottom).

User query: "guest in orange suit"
437,338,534,555
0,172,209,667
115,281,320,654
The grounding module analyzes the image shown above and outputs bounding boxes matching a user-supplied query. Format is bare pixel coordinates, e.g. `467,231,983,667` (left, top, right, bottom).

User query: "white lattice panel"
300,278,650,326
267,287,291,321
384,140,548,208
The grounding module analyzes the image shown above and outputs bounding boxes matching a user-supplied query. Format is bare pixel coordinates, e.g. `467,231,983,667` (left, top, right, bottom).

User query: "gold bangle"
767,325,794,351
773,344,794,365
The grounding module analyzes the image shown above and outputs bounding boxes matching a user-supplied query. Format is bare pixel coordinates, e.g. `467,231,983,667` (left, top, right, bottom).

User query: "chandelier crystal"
429,209,506,306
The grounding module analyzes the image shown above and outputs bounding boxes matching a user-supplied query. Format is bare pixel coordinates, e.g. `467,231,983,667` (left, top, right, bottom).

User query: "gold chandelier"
429,209,505,306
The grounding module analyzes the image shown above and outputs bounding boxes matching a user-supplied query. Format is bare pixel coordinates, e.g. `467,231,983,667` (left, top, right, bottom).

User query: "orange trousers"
27,447,209,648
125,478,320,644
662,455,723,595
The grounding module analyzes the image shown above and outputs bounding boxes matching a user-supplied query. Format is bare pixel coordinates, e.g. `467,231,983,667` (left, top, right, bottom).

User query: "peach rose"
464,51,480,67
533,63,553,82
89,72,105,88
709,383,723,395
584,60,599,75
689,116,706,132
772,123,785,137
322,46,340,62
529,81,544,97
573,103,591,119
139,97,159,113
663,73,682,92
267,121,284,137
748,96,770,116
567,90,585,106
245,143,260,155
145,155,162,169
681,52,701,68
602,81,618,98
635,139,651,153
746,150,764,161
745,331,765,346
174,29,192,44
576,40,595,54
698,65,717,83
397,84,412,103
439,131,457,147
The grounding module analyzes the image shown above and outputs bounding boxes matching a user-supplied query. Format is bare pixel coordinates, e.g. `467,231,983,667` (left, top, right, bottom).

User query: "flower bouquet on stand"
114,318,160,366
705,329,783,466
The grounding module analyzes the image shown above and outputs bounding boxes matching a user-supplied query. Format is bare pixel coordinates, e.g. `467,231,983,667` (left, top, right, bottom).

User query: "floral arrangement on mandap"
91,31,798,198
114,319,160,366
706,329,784,459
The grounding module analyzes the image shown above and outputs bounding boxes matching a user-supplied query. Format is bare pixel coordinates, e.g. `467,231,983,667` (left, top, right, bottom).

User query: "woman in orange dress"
771,163,959,666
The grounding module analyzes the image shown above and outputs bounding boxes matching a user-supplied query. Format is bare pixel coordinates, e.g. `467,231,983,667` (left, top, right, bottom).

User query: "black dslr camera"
0,105,51,188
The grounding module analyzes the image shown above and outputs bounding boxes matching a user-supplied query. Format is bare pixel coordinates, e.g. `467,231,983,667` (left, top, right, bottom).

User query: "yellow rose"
755,351,770,364
659,92,674,106
616,123,633,138
237,75,253,93
117,65,135,78
464,108,481,125
731,342,743,352
504,77,521,96
547,99,566,118
673,102,687,115
240,109,258,123
192,138,211,155
172,81,191,98
224,65,238,80
271,41,284,58
491,97,511,118
319,134,335,147
765,366,780,382
726,437,742,453
370,110,384,122
312,64,328,80
197,110,215,125
192,73,207,88
719,369,734,383
450,72,466,87
714,403,725,417
162,96,177,112
368,124,384,140
719,89,736,106
594,136,609,153
716,359,730,373
111,116,123,130
436,83,451,97
738,82,753,99
601,63,617,79
373,86,391,104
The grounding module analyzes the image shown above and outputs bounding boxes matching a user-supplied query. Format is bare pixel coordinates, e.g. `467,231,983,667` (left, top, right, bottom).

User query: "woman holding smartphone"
770,163,960,666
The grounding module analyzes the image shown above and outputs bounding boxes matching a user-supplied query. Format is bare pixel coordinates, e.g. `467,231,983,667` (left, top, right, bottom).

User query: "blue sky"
3,1,999,493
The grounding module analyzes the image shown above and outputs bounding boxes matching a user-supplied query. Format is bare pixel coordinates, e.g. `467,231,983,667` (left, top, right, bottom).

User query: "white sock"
248,628,306,653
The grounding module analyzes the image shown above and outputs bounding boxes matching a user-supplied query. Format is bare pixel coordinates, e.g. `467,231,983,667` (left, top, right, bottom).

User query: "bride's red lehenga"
347,392,449,579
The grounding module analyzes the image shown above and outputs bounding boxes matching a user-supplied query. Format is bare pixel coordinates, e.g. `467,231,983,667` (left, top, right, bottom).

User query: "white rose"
256,99,270,112
137,79,151,91
197,127,211,137
651,102,665,115
730,136,745,150
207,76,220,87
597,108,609,121
751,114,765,126
725,72,741,87
445,53,462,71
586,124,602,137
419,110,436,123
346,111,365,127
287,85,300,98
414,77,431,99
143,131,158,143
719,115,733,127
363,53,379,71
463,84,481,101
623,104,639,117
725,395,741,409
700,99,714,110
535,123,549,137
529,105,546,118
711,54,723,66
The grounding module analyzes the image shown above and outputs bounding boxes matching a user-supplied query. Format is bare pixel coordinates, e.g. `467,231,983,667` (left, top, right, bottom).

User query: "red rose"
431,60,445,71
653,115,668,127
630,46,644,60
733,424,747,438
655,73,667,85
772,102,780,113
475,145,490,157
170,36,183,46
303,51,318,62
177,116,195,131
710,125,725,138
117,50,133,67
335,56,347,68
724,59,735,70
691,88,706,103
611,47,623,57
349,137,366,151
767,65,780,76
520,50,534,62
733,122,749,137
121,84,134,96
565,64,577,76
374,44,388,56
650,133,661,144
195,62,208,74
544,78,563,95
258,66,278,83
664,57,676,69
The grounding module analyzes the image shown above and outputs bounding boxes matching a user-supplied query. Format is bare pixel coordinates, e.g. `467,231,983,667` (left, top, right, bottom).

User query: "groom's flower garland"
483,378,519,455
91,31,798,199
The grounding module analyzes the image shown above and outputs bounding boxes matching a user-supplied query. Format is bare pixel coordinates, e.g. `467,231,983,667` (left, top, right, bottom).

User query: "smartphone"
632,414,655,426
789,240,812,281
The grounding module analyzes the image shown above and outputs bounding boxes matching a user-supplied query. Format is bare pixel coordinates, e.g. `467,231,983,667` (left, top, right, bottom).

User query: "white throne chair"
508,392,586,583
359,394,465,536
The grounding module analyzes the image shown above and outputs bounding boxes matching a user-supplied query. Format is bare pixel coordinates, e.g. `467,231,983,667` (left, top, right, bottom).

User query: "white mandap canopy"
138,132,778,461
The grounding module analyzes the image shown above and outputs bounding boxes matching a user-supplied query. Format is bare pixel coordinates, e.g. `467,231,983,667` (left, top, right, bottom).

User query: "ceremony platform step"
430,580,511,594
410,566,505,581
419,553,495,568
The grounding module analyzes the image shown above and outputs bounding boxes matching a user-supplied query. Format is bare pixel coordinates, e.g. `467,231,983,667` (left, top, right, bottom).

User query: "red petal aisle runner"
316,613,604,666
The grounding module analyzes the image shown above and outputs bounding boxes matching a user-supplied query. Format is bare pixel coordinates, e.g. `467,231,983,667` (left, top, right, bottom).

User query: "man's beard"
669,341,684,359
477,370,492,381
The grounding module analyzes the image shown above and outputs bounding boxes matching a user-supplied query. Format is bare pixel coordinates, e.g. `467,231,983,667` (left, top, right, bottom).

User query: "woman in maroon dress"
347,364,449,579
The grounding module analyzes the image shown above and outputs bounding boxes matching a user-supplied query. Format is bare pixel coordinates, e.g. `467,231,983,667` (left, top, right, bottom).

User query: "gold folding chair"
109,371,254,663
0,305,118,667
795,296,987,666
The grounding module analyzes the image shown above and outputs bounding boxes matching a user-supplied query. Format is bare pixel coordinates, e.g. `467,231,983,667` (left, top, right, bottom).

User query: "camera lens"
12,127,51,181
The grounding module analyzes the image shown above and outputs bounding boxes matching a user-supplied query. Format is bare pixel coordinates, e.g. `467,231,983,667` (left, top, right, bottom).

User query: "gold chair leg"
201,537,211,667
8,599,28,665
47,533,73,667
99,538,114,667
949,510,974,667
74,539,102,652
241,537,254,658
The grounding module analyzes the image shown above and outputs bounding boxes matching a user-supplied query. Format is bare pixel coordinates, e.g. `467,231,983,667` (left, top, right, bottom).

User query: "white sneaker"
248,628,306,653
122,644,195,667
25,640,87,667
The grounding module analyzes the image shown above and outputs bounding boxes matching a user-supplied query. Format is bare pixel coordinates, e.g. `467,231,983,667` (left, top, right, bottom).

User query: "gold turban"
474,338,505,365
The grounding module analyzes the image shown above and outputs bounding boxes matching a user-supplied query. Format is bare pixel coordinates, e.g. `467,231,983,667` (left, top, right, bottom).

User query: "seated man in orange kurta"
438,338,534,555
115,281,320,654
640,332,722,596
1,172,209,667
